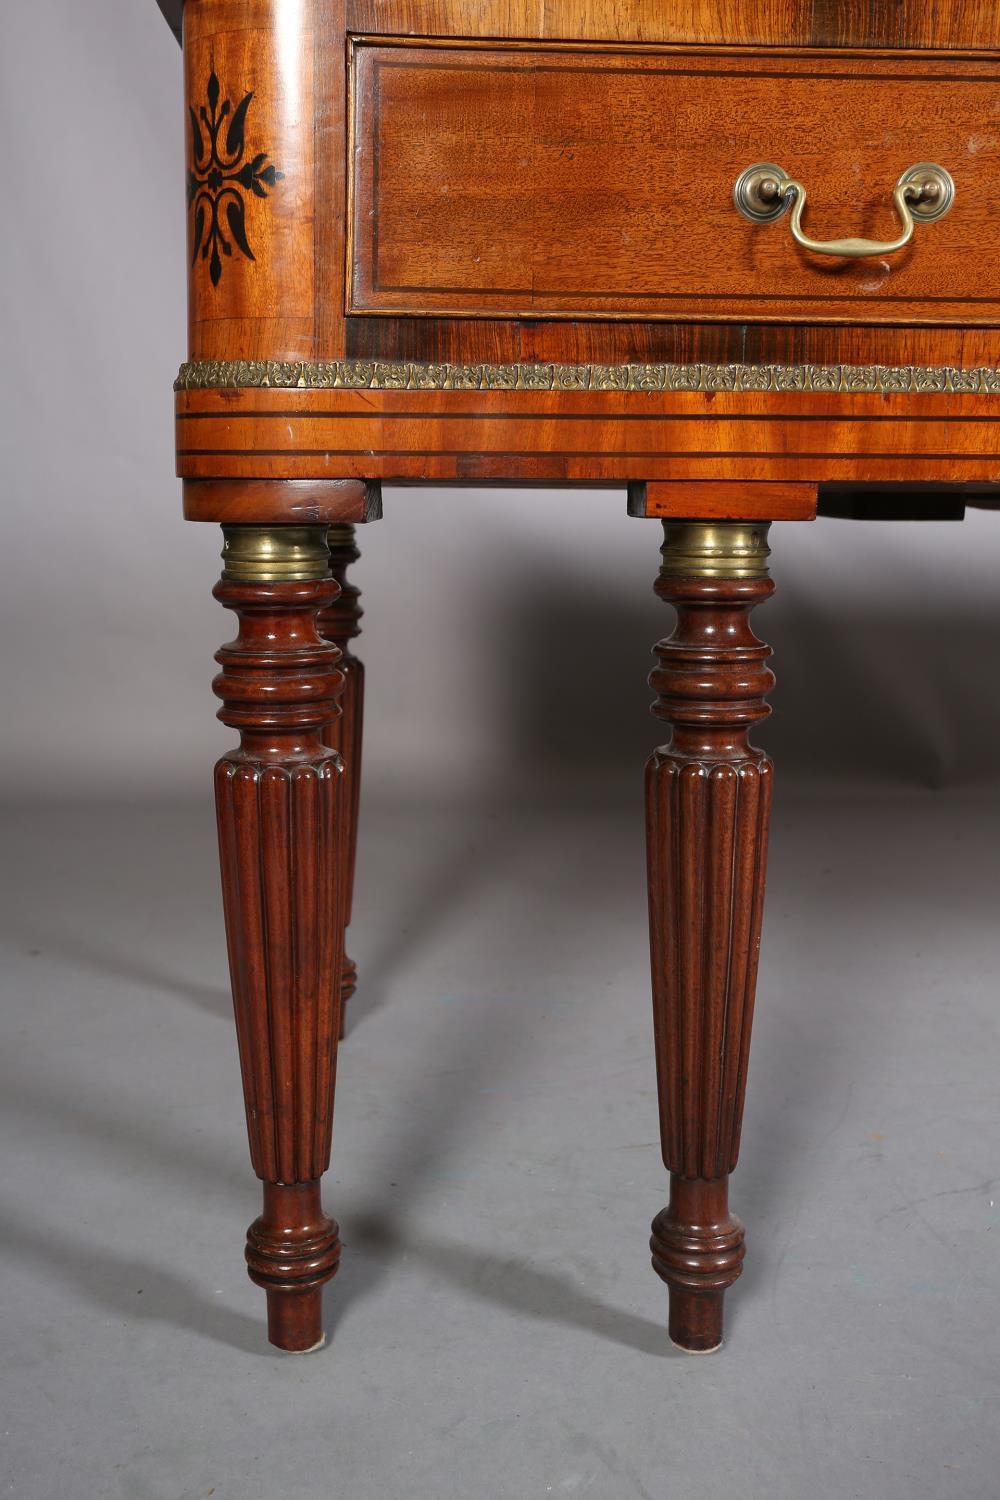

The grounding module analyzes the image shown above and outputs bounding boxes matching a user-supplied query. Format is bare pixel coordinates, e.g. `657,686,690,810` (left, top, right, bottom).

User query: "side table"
156,0,1000,1353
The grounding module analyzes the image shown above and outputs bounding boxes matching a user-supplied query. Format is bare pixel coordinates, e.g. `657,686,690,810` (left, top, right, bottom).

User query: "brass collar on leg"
325,523,357,547
659,522,772,580
220,525,332,583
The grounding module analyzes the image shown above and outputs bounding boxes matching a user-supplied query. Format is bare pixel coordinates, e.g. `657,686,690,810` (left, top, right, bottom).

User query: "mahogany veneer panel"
349,40,1000,326
344,317,1000,368
162,2,1000,52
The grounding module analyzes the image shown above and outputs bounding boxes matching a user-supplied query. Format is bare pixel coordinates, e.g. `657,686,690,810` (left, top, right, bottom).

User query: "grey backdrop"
3,0,1000,807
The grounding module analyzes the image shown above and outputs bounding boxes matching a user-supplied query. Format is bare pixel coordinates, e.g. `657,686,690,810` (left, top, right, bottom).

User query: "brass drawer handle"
733,162,954,258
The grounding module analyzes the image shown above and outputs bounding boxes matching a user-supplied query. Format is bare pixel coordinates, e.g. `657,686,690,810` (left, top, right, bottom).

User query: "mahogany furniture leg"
212,524,346,1352
319,524,365,1037
645,521,776,1353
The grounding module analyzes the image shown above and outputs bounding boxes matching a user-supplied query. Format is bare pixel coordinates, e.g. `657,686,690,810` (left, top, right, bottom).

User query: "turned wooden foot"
213,524,347,1351
320,524,365,1038
645,521,775,1352
651,1177,745,1352
246,1182,341,1351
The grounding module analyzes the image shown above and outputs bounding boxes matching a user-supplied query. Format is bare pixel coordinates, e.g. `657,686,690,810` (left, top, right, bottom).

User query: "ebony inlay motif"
188,71,283,288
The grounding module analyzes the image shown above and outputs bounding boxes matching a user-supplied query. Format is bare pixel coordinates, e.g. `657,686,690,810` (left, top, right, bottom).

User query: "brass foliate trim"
177,358,1000,396
659,522,772,581
220,525,331,583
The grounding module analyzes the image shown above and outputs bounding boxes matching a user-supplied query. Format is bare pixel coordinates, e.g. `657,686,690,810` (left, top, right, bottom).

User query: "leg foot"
245,1183,341,1352
651,1177,745,1352
668,1291,725,1354
267,1290,326,1354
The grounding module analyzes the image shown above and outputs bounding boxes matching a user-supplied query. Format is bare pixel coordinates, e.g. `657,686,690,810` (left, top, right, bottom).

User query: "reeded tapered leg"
213,524,346,1352
645,521,776,1352
319,524,365,1037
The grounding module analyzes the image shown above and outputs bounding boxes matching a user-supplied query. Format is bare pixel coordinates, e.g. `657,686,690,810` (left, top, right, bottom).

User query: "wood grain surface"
184,0,322,361
182,478,378,523
629,481,818,519
164,1,1000,50
345,1,1000,49
350,40,1000,325
175,383,1000,485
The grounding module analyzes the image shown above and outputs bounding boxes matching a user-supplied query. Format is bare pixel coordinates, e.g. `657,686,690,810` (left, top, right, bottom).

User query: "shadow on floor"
332,1214,672,1358
0,1216,265,1356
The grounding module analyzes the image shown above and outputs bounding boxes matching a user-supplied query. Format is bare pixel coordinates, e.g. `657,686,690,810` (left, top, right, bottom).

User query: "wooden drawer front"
348,40,1000,325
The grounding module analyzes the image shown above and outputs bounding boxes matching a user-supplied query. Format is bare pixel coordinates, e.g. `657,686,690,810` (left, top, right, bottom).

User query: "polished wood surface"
630,481,818,520
184,6,317,360
345,1,1000,49
182,478,382,524
178,0,1000,373
175,380,1000,485
350,40,1000,325
645,529,775,1350
213,563,347,1350
344,315,1000,369
164,0,1000,49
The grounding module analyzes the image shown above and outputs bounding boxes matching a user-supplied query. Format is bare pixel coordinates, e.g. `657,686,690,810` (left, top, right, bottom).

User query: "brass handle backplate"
733,161,955,258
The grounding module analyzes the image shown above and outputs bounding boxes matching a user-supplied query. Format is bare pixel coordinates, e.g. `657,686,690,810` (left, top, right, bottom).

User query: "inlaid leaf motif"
192,202,206,266
189,104,205,165
226,197,255,261
186,71,283,289
226,91,255,159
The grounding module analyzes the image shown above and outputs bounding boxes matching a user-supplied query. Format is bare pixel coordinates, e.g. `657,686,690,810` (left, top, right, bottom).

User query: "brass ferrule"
220,525,331,583
659,521,772,581
326,523,357,547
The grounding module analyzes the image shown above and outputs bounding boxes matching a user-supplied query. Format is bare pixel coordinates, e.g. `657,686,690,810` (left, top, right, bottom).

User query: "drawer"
347,39,1000,325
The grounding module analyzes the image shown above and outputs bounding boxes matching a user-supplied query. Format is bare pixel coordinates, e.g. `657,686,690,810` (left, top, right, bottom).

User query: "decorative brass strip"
220,525,331,583
177,359,1000,396
659,522,772,581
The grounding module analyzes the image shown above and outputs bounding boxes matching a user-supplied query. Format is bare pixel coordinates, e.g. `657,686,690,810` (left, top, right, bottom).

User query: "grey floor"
2,789,999,1500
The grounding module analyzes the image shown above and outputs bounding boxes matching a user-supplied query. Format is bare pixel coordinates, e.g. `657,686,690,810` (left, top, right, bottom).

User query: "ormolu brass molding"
220,525,331,583
176,359,1000,395
659,522,772,580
